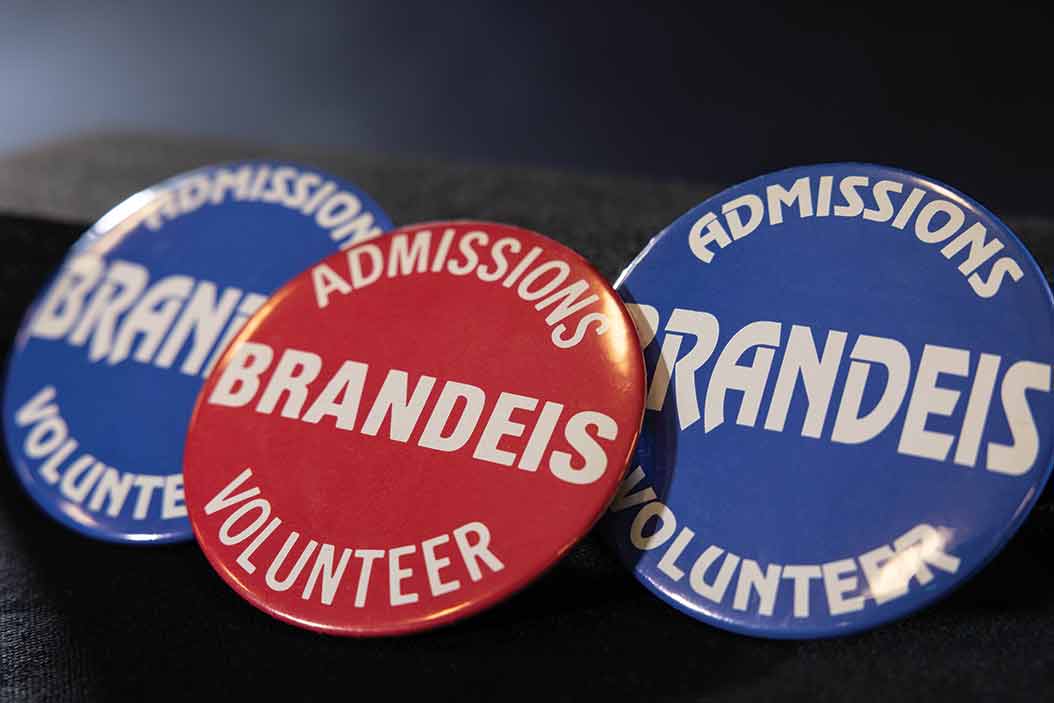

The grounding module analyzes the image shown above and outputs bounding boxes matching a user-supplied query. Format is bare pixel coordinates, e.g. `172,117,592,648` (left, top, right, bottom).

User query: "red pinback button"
183,221,645,635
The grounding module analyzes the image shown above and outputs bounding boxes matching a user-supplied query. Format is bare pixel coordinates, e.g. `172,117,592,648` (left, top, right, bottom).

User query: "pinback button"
183,221,646,636
3,161,392,544
603,164,1054,638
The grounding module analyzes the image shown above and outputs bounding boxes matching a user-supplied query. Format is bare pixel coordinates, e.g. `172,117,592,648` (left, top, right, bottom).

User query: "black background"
2,2,1052,215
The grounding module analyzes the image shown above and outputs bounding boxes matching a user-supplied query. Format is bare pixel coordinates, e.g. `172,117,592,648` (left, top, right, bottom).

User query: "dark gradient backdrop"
2,2,1051,215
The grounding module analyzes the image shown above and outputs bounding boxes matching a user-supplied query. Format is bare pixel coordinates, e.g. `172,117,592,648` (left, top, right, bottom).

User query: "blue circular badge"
604,164,1054,638
3,161,392,544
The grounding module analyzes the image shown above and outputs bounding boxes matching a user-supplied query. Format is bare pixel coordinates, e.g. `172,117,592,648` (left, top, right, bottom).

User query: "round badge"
603,164,1054,638
3,161,392,544
183,221,645,635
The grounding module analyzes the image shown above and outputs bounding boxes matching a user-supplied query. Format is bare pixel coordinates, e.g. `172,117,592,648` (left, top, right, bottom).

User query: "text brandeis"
627,304,1051,477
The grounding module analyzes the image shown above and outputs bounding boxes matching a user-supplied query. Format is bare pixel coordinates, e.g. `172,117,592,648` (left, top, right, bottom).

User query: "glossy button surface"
3,161,392,543
183,221,646,635
603,164,1054,637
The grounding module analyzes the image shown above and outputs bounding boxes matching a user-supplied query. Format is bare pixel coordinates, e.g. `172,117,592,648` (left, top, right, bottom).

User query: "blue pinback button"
604,163,1054,638
2,161,392,544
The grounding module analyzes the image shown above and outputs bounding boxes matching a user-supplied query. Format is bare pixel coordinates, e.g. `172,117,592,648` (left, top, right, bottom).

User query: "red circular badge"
183,221,645,635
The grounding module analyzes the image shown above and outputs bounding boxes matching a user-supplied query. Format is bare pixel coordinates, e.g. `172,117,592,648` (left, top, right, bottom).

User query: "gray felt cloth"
2,135,1054,702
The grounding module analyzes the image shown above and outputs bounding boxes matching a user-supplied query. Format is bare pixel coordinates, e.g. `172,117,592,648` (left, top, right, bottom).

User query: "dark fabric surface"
2,179,1054,701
